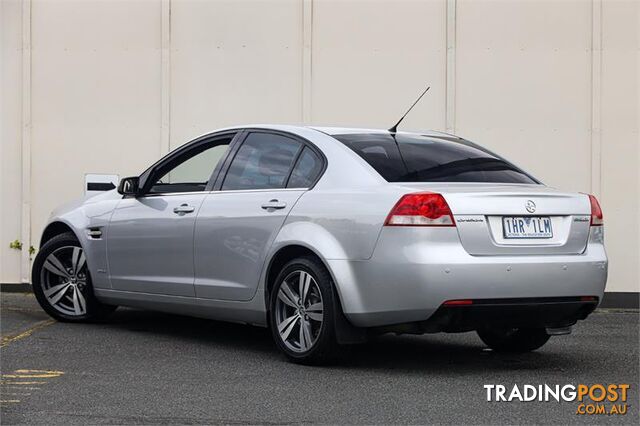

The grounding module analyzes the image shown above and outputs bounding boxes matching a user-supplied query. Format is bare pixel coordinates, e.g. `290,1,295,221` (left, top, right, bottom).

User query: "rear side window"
287,147,323,188
222,133,302,190
333,133,538,184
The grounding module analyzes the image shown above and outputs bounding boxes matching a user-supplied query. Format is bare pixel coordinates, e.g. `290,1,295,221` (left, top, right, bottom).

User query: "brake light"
443,299,473,306
385,192,455,226
588,194,603,226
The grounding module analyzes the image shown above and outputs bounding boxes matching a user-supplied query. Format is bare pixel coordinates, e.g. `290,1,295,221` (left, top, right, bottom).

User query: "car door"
107,132,237,296
194,130,325,301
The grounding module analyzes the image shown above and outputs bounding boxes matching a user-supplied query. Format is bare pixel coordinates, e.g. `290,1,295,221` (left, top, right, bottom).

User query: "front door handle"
261,199,287,210
173,204,195,215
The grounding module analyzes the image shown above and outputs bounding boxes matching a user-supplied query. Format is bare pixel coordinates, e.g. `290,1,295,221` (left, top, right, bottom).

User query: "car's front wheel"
477,327,550,352
32,232,116,322
269,256,341,364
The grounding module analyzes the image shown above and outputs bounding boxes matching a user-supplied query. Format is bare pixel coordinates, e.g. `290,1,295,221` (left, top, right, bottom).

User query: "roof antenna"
388,86,430,133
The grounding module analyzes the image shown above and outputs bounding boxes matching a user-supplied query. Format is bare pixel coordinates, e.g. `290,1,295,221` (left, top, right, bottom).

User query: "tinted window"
334,133,537,184
149,141,231,194
222,133,302,190
287,147,323,188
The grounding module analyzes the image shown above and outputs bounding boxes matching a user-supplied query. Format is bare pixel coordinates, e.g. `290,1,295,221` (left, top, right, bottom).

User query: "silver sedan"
32,125,608,363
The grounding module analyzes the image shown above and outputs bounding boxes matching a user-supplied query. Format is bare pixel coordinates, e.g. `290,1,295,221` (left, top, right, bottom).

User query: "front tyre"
269,256,341,364
32,232,116,322
477,327,550,353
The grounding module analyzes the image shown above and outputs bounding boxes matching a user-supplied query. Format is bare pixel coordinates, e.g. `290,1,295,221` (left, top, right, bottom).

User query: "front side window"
148,139,231,194
222,133,302,190
334,133,538,184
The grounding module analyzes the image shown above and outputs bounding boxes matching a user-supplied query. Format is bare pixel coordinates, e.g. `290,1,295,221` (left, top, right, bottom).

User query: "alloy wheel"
274,270,324,353
40,246,88,316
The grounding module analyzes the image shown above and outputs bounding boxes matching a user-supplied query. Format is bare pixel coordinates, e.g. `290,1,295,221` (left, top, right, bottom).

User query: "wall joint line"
445,0,456,134
20,0,32,283
161,0,171,154
590,0,603,197
302,0,313,124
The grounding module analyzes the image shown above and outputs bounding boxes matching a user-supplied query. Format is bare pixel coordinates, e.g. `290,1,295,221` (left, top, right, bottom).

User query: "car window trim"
205,130,246,192
136,130,242,196
285,146,325,189
213,129,327,192
217,131,303,191
282,143,305,189
283,146,306,188
135,187,307,199
135,191,212,198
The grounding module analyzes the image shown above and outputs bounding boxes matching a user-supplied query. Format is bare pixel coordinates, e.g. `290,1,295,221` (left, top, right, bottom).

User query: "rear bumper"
416,297,598,333
328,227,607,328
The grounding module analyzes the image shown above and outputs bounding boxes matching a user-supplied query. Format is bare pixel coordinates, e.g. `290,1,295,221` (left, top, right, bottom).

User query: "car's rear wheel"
269,256,341,364
477,327,550,352
32,232,116,322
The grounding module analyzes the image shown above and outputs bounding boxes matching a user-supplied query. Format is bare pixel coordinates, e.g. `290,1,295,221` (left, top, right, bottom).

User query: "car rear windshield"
333,133,538,184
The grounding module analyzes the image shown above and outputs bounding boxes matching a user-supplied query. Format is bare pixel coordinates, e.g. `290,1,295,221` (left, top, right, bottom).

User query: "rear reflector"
588,194,603,226
580,296,598,302
385,192,455,226
443,299,473,306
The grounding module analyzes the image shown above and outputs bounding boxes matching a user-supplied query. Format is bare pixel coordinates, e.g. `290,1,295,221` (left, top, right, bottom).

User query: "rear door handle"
173,204,196,215
261,199,287,210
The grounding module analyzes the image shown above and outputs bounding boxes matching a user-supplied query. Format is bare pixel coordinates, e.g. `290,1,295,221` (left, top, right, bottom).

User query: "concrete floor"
1,292,638,425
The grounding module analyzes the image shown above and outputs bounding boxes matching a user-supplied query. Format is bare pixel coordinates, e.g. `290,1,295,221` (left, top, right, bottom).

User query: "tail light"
588,194,603,226
443,299,473,306
385,192,455,226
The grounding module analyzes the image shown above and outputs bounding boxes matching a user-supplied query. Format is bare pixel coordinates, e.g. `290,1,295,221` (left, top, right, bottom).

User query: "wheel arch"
40,221,77,248
264,220,350,302
264,243,367,344
265,244,333,306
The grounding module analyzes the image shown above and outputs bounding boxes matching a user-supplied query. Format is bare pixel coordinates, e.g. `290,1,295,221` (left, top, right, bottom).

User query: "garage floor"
1,292,638,425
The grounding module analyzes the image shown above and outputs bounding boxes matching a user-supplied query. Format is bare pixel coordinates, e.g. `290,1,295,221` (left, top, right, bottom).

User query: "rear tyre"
32,232,116,322
477,327,550,353
269,256,342,364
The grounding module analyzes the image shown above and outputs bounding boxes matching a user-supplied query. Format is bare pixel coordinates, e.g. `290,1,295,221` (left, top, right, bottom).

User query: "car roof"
308,126,459,139
212,124,461,140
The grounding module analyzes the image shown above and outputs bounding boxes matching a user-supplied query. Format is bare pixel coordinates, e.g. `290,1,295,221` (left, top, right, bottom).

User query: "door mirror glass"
117,176,140,196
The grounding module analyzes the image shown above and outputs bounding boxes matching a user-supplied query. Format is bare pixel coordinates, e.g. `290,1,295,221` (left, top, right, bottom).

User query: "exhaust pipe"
546,326,572,336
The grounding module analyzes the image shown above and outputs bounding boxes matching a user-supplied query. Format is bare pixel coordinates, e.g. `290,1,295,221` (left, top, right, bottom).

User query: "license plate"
502,216,553,239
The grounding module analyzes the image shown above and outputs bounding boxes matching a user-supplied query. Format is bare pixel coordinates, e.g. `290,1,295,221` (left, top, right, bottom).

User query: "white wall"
170,0,304,145
29,0,163,251
599,0,639,293
311,0,447,129
1,0,24,283
1,0,638,294
456,0,593,191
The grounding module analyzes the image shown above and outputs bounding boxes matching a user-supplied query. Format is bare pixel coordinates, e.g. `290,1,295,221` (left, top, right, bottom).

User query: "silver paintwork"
38,125,608,328
107,193,206,297
194,188,306,301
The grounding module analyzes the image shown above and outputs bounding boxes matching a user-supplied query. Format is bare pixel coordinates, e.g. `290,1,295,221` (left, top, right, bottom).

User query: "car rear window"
333,133,538,184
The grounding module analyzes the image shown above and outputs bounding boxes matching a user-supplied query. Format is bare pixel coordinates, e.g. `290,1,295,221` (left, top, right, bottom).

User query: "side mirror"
117,176,140,196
